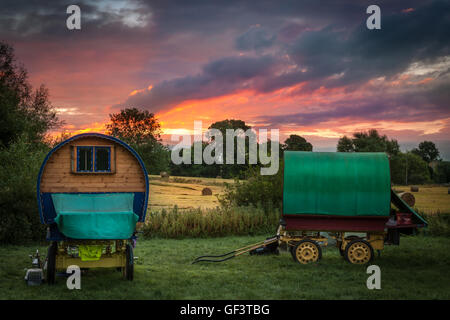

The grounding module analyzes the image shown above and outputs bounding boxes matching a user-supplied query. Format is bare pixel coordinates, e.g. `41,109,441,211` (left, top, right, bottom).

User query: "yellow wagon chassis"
54,240,128,269
193,226,386,265
46,239,134,283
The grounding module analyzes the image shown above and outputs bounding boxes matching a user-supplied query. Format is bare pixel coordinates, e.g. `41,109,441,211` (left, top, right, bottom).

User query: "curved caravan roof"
37,133,149,224
283,151,391,217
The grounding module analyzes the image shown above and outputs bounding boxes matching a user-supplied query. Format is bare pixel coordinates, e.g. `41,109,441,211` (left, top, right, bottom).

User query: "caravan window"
95,147,111,172
77,147,93,172
75,146,112,173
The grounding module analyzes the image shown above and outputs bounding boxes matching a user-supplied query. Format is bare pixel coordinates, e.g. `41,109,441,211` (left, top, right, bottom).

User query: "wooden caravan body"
37,133,149,241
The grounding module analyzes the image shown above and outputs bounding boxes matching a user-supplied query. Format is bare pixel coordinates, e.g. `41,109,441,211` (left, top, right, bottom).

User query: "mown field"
393,185,450,214
1,235,449,299
148,175,234,211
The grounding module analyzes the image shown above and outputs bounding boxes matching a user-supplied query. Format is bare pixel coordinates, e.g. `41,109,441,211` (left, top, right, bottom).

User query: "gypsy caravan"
37,133,149,283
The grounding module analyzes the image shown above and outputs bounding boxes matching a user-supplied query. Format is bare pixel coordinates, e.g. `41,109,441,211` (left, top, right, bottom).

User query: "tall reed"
143,205,280,238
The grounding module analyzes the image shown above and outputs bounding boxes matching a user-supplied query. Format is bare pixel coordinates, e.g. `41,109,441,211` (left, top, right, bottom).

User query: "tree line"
108,107,448,185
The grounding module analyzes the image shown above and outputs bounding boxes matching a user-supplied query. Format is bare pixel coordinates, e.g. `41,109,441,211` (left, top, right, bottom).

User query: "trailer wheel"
123,244,134,281
46,241,57,285
345,240,373,264
293,240,322,264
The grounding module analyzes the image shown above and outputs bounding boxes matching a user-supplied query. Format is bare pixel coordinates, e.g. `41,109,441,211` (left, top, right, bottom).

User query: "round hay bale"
201,187,213,196
160,171,169,179
410,186,419,192
398,192,415,207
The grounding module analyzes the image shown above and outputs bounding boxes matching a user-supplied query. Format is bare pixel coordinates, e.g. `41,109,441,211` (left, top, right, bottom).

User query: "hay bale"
398,192,415,207
201,187,213,196
160,171,169,179
410,186,419,192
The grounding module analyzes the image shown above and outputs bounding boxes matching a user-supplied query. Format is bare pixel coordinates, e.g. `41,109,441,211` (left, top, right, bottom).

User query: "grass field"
148,175,234,211
1,235,449,299
393,185,450,214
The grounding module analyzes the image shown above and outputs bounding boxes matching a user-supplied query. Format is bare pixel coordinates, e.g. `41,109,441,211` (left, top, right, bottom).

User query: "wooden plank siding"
40,136,146,193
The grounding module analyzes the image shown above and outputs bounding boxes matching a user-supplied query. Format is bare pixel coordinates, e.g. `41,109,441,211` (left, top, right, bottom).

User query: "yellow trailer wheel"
345,240,373,264
293,240,322,264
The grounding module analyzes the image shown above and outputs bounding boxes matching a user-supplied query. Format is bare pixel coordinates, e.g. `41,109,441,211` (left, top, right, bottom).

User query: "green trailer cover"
283,152,391,217
51,193,139,239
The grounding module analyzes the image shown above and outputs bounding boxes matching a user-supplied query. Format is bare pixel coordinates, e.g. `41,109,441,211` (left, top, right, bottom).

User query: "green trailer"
279,151,427,264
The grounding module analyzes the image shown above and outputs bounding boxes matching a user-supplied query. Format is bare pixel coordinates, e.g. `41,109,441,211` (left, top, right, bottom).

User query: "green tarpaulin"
51,193,139,239
283,152,391,217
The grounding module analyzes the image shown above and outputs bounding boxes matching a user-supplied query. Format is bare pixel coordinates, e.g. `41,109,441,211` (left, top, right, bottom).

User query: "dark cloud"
235,26,276,51
116,0,450,114
278,23,311,42
256,85,450,127
259,0,450,92
116,54,278,111
1,0,448,132
1,0,429,42
146,0,428,36
0,0,153,40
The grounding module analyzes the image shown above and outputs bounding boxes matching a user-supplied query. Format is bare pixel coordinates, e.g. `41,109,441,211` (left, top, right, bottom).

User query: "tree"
336,129,400,156
106,107,161,145
0,41,61,147
434,161,450,183
412,141,440,163
169,141,220,178
209,119,251,135
336,136,354,152
106,108,168,174
208,119,253,179
0,41,61,243
283,134,312,151
390,152,431,185
132,140,170,175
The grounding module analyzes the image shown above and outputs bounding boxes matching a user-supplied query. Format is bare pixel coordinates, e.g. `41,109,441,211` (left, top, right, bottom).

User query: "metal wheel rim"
347,242,371,264
296,242,319,264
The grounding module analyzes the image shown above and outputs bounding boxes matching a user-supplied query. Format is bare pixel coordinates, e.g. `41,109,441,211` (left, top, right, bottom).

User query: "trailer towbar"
192,236,279,264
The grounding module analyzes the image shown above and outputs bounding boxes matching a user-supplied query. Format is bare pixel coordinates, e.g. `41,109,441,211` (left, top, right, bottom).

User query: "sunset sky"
1,0,449,157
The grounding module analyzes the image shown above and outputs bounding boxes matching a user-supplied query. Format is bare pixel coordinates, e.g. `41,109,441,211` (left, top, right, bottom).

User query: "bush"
131,141,170,175
142,205,280,238
419,212,450,237
0,136,49,243
218,163,283,210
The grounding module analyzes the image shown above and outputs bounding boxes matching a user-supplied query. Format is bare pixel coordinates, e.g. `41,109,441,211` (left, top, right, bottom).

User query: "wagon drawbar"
37,133,149,283
194,151,427,265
